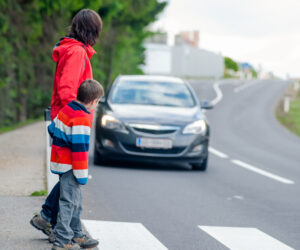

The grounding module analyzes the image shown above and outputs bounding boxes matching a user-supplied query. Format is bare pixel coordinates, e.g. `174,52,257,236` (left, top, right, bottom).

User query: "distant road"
81,79,300,250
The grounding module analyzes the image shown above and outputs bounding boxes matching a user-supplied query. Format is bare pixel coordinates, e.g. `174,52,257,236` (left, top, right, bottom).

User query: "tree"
224,56,238,72
0,0,167,128
251,68,258,78
0,0,89,124
94,0,167,86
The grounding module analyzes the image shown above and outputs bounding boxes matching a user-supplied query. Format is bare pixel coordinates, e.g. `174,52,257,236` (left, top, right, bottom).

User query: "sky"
152,0,300,78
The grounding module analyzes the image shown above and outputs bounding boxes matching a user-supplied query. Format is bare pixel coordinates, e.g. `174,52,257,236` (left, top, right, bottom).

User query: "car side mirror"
200,101,214,110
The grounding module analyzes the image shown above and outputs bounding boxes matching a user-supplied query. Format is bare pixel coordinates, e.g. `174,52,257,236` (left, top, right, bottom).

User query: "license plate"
136,137,172,149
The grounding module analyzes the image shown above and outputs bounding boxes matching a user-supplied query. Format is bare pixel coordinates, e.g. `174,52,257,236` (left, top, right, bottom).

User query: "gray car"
94,75,213,170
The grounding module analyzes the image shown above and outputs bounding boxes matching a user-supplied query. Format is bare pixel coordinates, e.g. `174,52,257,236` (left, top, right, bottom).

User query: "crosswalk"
199,226,294,250
82,220,168,250
82,220,295,250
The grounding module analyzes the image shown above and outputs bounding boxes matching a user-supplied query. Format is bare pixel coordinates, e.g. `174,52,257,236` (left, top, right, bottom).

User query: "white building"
171,44,223,78
142,43,172,75
141,35,224,79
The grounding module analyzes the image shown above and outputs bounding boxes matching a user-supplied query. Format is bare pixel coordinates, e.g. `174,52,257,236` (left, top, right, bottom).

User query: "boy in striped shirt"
48,79,104,250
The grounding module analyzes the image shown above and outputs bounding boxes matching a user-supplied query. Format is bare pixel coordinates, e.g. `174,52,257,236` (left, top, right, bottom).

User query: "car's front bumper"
95,127,209,163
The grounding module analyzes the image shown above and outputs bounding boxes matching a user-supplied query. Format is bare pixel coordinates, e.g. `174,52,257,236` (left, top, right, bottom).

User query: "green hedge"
0,0,166,128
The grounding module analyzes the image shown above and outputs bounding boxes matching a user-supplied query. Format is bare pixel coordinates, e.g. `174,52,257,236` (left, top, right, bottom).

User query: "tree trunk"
104,29,117,86
16,83,27,123
106,44,115,85
19,93,27,122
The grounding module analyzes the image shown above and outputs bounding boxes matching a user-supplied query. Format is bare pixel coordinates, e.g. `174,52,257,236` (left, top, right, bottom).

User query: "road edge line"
231,159,295,185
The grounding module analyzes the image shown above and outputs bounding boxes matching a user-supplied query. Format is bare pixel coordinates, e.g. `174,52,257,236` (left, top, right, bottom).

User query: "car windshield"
110,80,196,107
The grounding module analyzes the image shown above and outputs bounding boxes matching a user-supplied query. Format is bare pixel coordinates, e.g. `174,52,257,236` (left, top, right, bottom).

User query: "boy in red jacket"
50,79,104,250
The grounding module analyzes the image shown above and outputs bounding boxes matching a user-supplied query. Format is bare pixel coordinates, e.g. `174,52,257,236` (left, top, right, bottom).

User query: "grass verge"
276,85,300,137
30,190,47,196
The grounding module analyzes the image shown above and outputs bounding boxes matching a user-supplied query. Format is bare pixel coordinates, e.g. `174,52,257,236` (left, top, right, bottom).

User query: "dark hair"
77,79,104,104
68,9,102,46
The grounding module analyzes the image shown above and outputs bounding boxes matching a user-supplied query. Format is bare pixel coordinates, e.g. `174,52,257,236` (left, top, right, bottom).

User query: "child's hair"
77,79,104,104
68,9,102,46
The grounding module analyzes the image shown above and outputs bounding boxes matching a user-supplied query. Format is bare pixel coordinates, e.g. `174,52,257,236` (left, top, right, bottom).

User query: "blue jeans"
54,170,83,245
41,181,60,227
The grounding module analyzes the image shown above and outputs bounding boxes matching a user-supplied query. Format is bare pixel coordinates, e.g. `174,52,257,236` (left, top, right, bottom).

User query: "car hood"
108,103,205,126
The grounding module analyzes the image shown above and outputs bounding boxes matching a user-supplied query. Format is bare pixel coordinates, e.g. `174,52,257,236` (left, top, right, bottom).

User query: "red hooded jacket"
50,37,96,120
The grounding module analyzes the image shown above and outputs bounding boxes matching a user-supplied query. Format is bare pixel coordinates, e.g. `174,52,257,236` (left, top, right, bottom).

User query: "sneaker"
30,213,53,236
49,230,56,243
52,241,80,250
72,234,99,249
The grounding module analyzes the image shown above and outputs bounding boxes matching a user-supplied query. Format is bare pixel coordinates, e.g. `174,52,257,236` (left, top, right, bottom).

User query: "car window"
110,81,196,107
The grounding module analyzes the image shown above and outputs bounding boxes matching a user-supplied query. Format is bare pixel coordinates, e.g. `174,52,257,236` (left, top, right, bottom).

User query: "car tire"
191,155,208,171
93,146,107,166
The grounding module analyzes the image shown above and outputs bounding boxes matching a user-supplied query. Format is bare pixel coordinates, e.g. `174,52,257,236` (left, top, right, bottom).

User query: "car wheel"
93,146,107,166
191,155,208,171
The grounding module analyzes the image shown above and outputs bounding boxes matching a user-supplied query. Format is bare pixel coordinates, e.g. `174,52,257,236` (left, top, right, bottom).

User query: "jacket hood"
52,37,96,62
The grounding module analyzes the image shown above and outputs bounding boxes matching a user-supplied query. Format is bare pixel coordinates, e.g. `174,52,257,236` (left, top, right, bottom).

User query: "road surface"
81,79,300,250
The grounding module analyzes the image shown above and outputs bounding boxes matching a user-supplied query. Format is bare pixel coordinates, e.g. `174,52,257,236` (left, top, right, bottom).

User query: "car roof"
117,75,185,84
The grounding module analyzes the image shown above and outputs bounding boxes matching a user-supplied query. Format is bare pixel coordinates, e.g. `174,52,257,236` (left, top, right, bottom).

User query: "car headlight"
101,114,128,133
182,120,207,135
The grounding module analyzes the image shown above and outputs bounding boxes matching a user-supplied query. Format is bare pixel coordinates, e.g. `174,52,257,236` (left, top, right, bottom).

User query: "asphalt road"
82,79,300,250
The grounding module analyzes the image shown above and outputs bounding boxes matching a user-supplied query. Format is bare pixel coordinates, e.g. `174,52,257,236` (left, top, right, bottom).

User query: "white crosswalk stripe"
198,226,294,250
82,220,294,250
82,220,168,250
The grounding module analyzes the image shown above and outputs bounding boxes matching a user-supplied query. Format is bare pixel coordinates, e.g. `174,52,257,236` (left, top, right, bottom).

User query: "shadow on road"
91,159,193,172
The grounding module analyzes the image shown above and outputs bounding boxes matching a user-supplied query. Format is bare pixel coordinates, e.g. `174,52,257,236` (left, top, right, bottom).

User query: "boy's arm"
71,117,91,185
48,119,56,138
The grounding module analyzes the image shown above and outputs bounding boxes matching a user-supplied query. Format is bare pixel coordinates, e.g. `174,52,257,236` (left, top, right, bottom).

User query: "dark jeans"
41,181,60,227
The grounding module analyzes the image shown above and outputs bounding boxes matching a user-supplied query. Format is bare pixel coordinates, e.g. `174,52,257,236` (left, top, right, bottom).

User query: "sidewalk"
0,122,45,196
0,196,50,249
0,121,50,249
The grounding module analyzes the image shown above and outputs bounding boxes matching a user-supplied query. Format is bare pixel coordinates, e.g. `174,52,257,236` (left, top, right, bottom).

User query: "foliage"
276,88,300,137
224,56,238,72
0,0,166,128
31,189,47,196
251,68,258,78
94,0,167,86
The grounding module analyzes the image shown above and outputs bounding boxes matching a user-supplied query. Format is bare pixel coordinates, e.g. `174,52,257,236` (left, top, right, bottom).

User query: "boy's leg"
41,181,60,226
30,181,60,237
70,180,99,249
54,171,77,245
70,185,83,239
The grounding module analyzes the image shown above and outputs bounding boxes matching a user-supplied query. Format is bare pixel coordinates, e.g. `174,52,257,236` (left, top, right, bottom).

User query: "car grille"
132,127,177,134
122,143,186,155
129,123,179,135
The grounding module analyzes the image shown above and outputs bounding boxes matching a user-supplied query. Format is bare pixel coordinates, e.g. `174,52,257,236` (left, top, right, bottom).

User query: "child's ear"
92,98,99,106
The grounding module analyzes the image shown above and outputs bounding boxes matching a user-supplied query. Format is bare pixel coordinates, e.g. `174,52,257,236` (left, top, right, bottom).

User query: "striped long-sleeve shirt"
48,101,91,185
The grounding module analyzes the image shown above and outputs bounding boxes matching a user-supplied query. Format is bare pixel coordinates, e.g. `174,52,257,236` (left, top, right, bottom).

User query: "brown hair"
77,79,104,104
68,9,102,46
